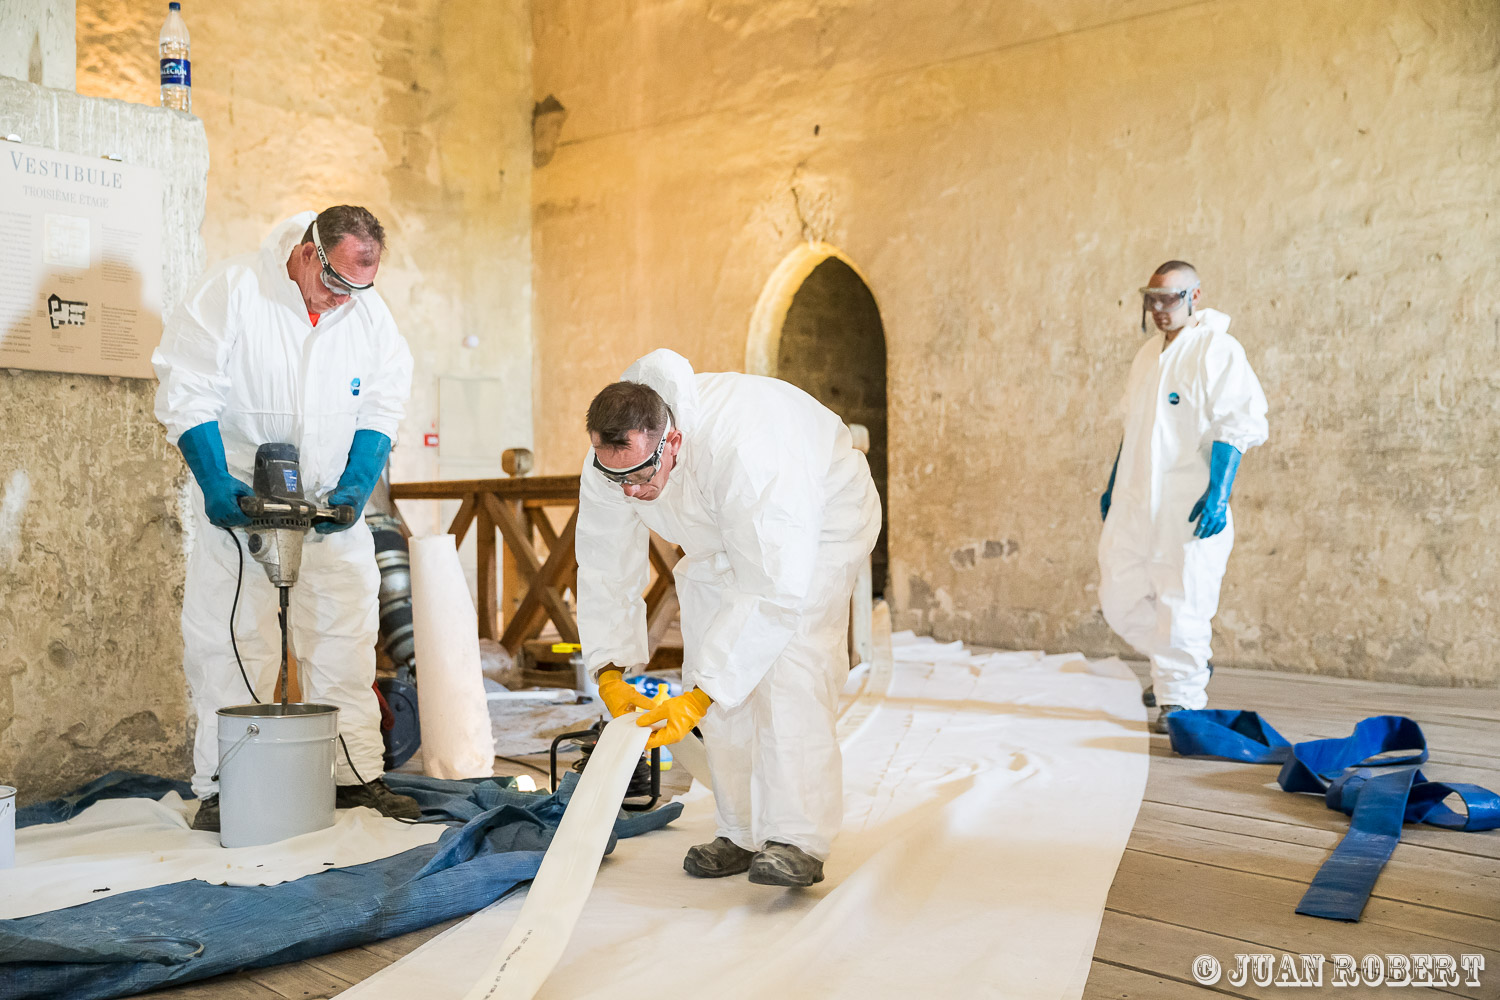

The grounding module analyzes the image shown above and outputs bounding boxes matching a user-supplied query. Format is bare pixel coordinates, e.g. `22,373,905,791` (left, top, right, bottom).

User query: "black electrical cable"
222,526,259,703
495,754,553,777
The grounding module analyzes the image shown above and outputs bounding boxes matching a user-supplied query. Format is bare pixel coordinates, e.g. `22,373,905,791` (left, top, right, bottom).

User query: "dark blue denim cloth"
16,772,194,828
0,770,682,999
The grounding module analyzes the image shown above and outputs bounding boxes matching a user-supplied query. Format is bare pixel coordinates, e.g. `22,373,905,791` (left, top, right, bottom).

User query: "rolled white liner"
462,713,651,999
410,534,496,778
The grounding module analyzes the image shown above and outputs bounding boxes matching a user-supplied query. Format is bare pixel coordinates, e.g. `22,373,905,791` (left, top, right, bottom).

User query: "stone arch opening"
747,246,889,596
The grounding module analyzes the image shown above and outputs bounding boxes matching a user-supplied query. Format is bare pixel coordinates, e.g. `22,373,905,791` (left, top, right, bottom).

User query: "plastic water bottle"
159,2,191,113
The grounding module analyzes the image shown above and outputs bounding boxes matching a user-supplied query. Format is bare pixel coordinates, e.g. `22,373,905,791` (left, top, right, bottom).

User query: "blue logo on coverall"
351,377,361,397
1168,392,1180,405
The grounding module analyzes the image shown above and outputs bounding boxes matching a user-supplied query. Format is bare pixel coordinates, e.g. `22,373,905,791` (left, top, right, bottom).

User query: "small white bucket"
0,785,14,869
217,703,339,848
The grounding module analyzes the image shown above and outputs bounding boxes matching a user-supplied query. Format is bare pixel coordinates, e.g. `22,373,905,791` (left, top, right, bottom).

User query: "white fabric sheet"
0,797,442,919
342,628,1148,1000
410,533,496,778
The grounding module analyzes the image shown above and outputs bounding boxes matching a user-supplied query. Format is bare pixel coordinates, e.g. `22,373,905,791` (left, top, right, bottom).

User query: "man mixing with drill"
153,206,418,831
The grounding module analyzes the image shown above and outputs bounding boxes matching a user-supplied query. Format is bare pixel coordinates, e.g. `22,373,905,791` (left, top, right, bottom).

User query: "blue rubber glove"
1100,444,1121,522
177,421,255,529
316,429,392,534
1189,441,1242,539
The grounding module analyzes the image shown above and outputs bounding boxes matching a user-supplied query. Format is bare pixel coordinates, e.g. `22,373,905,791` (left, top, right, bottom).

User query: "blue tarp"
0,770,681,999
1166,710,1500,921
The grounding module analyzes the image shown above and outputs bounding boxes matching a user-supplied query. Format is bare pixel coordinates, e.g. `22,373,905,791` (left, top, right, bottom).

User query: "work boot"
336,777,421,820
747,841,824,887
1152,704,1187,735
683,837,755,878
191,794,220,832
1142,663,1211,710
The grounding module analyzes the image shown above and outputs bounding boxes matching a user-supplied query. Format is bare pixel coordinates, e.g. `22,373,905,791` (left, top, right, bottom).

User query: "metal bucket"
217,703,339,848
0,785,14,869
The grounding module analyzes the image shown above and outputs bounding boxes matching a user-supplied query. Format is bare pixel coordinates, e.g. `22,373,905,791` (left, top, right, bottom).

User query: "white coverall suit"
153,213,414,798
577,350,880,860
1098,308,1268,710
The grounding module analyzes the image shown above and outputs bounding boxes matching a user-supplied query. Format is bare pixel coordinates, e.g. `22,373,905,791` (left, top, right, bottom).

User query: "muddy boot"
747,841,824,887
336,777,420,820
683,837,755,878
191,794,220,833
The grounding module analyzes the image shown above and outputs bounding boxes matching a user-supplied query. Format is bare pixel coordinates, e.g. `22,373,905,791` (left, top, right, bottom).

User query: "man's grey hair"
301,205,386,266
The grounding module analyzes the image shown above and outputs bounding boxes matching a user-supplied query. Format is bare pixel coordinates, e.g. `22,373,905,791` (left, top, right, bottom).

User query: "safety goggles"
592,418,672,486
312,221,375,297
1139,286,1196,311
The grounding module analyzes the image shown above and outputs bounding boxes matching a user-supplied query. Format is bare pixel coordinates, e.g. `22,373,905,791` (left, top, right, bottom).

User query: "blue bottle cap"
169,2,181,9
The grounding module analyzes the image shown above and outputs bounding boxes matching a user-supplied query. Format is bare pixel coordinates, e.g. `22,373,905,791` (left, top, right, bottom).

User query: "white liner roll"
410,534,496,778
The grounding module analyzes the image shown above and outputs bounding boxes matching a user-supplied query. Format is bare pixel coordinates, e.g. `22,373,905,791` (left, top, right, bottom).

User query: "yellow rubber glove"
597,669,654,718
637,687,712,750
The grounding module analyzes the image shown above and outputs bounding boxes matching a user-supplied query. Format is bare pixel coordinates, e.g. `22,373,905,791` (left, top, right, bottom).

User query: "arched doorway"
746,245,889,596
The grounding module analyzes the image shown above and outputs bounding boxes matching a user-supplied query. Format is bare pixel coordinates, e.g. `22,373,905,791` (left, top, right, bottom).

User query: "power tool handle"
238,496,269,518
317,504,358,526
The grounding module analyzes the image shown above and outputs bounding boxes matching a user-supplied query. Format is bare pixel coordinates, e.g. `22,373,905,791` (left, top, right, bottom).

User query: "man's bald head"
1143,260,1203,335
1152,260,1199,286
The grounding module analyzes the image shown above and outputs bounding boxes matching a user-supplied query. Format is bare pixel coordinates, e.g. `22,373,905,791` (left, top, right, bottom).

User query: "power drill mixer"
237,442,356,705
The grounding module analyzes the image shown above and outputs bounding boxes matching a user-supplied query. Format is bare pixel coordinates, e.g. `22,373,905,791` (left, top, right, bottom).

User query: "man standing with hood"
1098,261,1269,733
577,349,880,887
153,206,418,831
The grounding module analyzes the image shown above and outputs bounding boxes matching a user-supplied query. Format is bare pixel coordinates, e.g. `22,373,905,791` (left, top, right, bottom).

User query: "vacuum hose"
368,512,416,676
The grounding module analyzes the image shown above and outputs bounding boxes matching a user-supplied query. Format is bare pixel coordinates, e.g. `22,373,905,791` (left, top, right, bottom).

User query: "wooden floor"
136,666,1500,999
1084,664,1500,999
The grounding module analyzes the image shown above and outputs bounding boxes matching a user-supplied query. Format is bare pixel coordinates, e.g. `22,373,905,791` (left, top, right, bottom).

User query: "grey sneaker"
747,841,824,887
336,777,420,820
683,837,755,878
191,794,220,832
1152,704,1187,735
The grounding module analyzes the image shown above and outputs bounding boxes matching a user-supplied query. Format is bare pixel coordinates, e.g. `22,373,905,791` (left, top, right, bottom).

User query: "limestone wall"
0,76,208,801
0,0,75,90
530,0,1500,686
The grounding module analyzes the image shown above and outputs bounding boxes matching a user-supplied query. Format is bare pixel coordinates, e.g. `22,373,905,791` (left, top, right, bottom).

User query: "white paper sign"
0,141,164,379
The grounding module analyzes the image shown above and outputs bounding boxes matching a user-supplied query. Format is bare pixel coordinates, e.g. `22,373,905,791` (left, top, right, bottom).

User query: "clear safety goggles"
1139,286,1196,311
313,221,375,297
592,418,672,486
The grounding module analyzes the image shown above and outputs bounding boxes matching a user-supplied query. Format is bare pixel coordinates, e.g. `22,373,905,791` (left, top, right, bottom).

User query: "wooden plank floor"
1084,664,1500,999
133,666,1500,998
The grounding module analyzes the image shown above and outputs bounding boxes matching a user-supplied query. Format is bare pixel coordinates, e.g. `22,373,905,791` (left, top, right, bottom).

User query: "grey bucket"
217,703,339,848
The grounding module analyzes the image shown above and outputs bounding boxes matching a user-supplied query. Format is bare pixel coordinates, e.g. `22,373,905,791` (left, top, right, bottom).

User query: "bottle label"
160,58,191,87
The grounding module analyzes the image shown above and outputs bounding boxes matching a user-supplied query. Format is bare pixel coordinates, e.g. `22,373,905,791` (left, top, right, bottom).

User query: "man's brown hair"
586,381,670,448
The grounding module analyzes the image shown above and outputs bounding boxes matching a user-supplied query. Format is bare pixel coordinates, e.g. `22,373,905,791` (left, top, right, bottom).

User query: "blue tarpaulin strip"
1165,710,1500,921
0,771,682,999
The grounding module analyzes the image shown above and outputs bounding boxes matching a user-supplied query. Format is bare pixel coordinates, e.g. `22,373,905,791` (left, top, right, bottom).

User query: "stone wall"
530,0,1500,686
0,76,208,801
0,0,75,90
